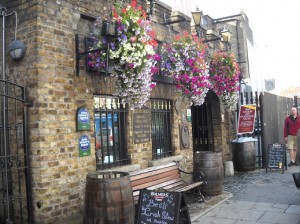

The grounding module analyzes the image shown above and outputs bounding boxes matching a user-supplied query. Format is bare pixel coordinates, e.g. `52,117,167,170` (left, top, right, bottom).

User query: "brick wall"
3,0,239,222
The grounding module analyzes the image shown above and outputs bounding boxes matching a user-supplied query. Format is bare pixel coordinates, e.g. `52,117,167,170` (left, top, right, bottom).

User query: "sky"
190,0,300,93
162,0,300,93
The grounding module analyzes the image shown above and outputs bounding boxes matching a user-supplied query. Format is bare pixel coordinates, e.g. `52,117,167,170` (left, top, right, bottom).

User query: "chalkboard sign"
267,143,286,173
136,189,191,224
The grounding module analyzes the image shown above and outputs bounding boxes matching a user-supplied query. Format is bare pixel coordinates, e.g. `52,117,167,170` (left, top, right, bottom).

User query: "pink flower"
130,36,137,42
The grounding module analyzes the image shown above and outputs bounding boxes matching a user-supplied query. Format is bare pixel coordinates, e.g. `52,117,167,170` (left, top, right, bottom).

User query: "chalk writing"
268,143,285,168
137,189,180,224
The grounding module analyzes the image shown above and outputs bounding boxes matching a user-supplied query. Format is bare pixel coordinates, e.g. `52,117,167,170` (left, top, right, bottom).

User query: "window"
151,99,173,159
94,95,129,169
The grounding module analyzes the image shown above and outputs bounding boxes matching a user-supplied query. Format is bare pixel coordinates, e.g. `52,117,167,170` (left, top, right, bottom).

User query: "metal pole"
2,6,14,224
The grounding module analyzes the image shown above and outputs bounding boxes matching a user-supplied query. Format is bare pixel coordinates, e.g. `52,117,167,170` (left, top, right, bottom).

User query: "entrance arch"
191,90,222,152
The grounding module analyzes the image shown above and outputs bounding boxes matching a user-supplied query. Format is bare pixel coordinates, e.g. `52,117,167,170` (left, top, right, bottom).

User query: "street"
189,163,300,223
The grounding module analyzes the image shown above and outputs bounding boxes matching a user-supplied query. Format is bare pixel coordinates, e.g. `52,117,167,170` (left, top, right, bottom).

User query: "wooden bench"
129,161,206,204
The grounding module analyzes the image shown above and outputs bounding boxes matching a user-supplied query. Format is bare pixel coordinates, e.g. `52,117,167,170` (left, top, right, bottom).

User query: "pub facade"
0,0,252,223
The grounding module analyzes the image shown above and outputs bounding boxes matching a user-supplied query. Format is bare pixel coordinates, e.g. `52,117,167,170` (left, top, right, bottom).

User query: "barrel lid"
232,137,258,143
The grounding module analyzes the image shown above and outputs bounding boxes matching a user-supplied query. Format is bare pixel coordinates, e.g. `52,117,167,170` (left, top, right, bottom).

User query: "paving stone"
258,211,300,224
286,205,300,214
204,206,264,221
191,167,300,223
192,216,236,224
272,203,289,209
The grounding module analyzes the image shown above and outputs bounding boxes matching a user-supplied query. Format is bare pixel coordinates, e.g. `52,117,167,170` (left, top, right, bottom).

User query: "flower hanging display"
88,0,160,109
161,32,209,106
209,51,240,109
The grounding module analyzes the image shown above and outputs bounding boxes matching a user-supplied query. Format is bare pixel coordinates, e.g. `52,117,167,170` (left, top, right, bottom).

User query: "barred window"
151,99,173,159
94,95,129,169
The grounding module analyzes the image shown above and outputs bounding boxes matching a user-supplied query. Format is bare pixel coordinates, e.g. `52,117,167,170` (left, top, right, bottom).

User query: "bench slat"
131,173,180,191
147,178,183,190
131,169,179,187
129,162,177,176
175,182,203,192
129,162,205,204
130,165,179,181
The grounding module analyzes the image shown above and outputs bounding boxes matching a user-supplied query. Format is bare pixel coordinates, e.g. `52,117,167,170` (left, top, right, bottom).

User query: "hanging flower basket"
88,0,160,109
208,51,240,109
161,32,209,106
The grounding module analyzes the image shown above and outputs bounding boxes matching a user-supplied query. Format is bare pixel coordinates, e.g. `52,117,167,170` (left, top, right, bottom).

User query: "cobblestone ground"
224,167,300,205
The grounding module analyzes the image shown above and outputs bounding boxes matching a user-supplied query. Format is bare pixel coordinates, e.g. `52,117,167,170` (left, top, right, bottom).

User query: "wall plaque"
133,113,151,144
76,107,91,131
79,135,91,157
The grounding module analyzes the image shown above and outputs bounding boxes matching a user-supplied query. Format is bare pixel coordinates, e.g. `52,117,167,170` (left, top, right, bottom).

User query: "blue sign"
79,135,91,157
77,107,91,131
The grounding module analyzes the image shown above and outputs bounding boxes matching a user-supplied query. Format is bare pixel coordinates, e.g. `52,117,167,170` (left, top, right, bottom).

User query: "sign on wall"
79,135,91,157
76,107,91,131
133,113,151,144
237,104,256,135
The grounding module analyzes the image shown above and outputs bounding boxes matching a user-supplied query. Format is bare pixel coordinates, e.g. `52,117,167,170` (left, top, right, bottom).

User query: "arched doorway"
192,90,221,152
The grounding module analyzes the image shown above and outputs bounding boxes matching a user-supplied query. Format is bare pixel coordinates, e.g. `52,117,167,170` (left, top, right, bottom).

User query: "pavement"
188,164,300,224
60,159,300,224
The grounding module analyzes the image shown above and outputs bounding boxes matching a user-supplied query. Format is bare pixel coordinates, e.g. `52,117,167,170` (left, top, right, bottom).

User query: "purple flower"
110,42,115,50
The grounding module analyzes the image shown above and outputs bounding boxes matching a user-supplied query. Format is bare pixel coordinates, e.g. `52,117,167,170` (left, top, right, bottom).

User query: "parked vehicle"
96,128,113,149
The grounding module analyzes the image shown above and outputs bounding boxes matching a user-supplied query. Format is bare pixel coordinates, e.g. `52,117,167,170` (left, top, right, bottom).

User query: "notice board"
237,104,256,134
266,143,286,173
133,113,151,144
136,189,191,224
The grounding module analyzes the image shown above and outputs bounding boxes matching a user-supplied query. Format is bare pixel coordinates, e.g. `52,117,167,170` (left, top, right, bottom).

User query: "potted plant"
161,32,209,106
88,0,160,109
208,51,240,109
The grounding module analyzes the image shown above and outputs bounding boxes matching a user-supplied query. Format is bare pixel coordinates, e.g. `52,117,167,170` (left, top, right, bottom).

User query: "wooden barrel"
84,171,135,224
193,151,223,196
235,141,256,172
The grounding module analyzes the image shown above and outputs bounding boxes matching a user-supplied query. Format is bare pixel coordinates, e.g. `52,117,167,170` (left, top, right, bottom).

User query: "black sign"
137,189,190,224
133,113,151,144
267,143,286,173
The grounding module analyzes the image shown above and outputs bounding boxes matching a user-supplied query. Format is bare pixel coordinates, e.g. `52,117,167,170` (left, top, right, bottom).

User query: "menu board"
267,143,285,173
137,189,183,224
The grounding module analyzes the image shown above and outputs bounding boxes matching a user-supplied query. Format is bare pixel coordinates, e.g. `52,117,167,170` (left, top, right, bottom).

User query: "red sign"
237,104,256,134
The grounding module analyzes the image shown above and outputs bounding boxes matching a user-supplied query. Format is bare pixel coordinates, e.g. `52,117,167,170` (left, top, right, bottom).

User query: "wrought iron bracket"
75,34,101,76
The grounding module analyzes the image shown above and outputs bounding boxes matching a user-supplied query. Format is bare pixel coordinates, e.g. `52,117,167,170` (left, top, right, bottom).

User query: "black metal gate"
0,68,33,224
238,91,263,167
192,100,214,152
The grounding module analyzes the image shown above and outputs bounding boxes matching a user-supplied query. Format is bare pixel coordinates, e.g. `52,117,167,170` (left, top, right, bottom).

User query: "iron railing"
94,95,129,170
151,99,173,160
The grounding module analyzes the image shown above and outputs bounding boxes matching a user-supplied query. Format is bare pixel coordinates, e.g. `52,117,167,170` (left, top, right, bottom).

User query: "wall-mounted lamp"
7,40,26,60
191,7,203,27
204,27,231,43
192,7,231,46
1,7,26,61
220,26,231,42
